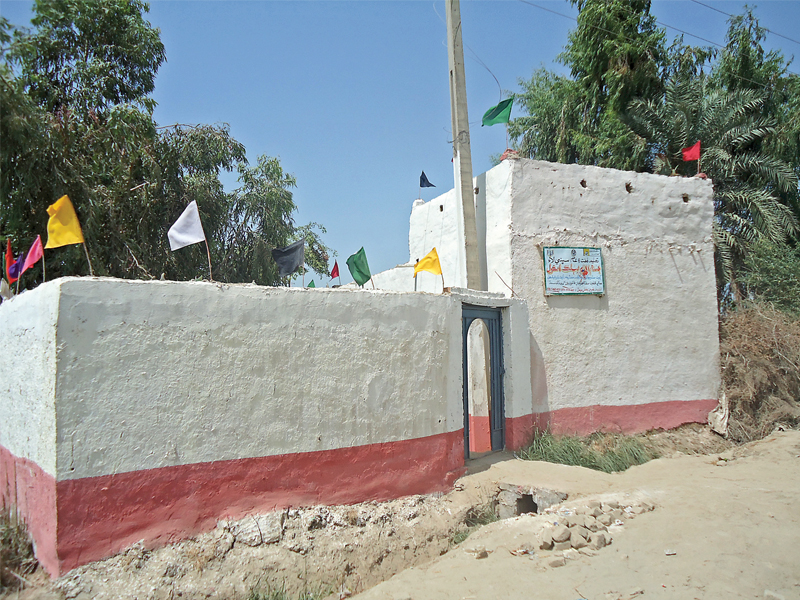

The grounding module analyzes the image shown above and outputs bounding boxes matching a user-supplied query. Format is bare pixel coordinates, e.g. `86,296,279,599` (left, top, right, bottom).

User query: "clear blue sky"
2,1,798,285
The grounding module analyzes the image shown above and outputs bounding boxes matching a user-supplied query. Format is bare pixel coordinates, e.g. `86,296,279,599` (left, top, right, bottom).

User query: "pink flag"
22,235,43,273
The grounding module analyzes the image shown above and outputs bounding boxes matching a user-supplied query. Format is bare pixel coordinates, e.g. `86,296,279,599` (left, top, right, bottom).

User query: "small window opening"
682,194,690,203
579,179,587,188
439,204,444,212
516,494,538,515
625,182,633,193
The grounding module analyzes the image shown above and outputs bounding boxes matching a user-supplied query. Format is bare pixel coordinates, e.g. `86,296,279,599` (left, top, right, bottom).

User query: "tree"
625,77,798,288
1,1,330,289
510,0,667,171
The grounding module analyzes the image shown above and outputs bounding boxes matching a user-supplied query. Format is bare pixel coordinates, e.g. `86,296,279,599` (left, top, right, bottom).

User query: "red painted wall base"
52,430,464,575
505,398,718,448
0,446,59,577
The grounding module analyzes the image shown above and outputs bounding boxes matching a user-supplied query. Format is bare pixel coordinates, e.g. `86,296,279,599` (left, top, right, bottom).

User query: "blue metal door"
462,305,505,458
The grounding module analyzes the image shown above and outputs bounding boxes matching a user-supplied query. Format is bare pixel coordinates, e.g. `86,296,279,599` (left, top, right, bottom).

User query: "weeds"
518,430,659,473
720,303,800,442
449,501,498,546
0,507,37,592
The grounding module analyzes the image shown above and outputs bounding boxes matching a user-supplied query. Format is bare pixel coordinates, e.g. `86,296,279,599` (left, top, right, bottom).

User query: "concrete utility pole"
446,0,482,291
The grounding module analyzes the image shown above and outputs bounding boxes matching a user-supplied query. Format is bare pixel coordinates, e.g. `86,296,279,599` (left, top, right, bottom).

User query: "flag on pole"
271,239,305,277
346,247,371,287
307,280,316,288
0,277,11,301
5,239,18,284
414,247,442,277
22,235,43,274
330,260,340,279
682,140,701,162
482,98,513,127
168,201,207,251
420,171,435,188
45,195,85,249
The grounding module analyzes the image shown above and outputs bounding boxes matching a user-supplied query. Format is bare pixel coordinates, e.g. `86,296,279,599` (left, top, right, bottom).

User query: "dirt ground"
3,426,799,600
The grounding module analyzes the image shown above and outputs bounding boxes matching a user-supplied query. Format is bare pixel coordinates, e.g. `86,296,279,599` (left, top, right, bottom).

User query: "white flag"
168,201,206,251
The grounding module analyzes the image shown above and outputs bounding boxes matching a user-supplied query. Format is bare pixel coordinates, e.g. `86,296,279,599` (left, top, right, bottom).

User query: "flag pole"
697,153,701,175
414,274,418,292
82,242,94,276
41,253,46,282
203,238,213,281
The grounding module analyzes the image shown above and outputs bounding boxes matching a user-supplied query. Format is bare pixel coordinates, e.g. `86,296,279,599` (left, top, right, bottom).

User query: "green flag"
482,98,513,127
346,247,371,287
307,280,315,288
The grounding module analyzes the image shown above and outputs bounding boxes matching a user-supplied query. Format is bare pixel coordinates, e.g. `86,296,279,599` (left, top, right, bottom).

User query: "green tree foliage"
739,240,800,316
510,0,666,171
625,78,798,286
1,1,329,289
509,3,799,299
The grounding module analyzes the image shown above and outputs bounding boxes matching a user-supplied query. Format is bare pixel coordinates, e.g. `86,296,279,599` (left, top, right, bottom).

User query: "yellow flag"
45,195,85,249
414,247,442,276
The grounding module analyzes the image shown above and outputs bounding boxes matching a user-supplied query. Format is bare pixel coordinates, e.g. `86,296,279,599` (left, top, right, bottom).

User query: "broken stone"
213,531,235,559
553,541,571,551
538,528,554,550
552,524,571,543
548,557,566,568
587,500,602,509
610,509,624,520
570,531,588,549
572,525,590,540
597,514,614,526
583,516,600,531
565,514,583,528
589,532,611,550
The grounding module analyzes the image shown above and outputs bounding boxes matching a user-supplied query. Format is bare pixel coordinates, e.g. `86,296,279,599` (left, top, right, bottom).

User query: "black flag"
420,171,435,188
271,239,305,277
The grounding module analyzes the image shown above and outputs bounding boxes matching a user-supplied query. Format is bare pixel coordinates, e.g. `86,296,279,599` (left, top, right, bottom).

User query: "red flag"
22,235,43,274
5,239,18,284
682,140,701,162
330,260,340,279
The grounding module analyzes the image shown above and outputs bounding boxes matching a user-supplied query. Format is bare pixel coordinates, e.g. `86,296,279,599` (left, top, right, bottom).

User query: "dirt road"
355,430,800,600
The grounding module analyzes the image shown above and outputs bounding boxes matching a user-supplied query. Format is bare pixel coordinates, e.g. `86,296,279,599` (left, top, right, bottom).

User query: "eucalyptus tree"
1,1,329,287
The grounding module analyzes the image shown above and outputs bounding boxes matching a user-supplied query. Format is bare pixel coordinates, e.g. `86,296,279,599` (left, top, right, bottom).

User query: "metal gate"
462,305,505,458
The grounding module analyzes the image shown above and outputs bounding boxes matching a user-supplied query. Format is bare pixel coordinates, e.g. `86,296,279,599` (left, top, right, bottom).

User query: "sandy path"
355,431,800,600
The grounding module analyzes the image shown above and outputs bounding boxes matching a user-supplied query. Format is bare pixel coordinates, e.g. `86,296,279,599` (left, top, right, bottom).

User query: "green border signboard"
542,247,605,296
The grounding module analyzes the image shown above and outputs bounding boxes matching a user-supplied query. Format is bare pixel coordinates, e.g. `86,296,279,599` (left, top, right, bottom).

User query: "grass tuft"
449,501,498,546
1,507,38,592
518,430,659,473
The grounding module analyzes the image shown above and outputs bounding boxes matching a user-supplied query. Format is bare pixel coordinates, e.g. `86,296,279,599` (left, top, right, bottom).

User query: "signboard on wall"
542,247,605,295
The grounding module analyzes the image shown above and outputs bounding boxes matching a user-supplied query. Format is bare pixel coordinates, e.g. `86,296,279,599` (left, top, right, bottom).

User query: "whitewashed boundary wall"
1,278,530,576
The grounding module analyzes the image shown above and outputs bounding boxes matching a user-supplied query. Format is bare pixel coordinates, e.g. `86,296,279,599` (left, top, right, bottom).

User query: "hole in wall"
439,205,444,212
580,179,587,188
516,494,538,515
625,182,633,193
682,194,690,203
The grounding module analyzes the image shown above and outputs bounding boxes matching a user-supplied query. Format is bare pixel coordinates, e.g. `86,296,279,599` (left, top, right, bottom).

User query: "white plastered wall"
508,159,720,413
404,161,513,295
48,278,465,481
0,283,59,476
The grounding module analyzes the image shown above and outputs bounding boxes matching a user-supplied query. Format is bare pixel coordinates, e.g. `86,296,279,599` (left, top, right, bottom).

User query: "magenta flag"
22,235,43,273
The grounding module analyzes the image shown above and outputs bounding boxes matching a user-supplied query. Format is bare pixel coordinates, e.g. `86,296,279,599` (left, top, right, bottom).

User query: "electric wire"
517,0,799,85
689,0,800,47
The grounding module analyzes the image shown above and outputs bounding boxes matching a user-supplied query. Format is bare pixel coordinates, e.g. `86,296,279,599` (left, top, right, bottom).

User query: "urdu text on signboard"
542,247,605,295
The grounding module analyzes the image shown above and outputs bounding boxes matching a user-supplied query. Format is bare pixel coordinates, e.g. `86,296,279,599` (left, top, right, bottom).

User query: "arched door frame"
462,304,505,459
